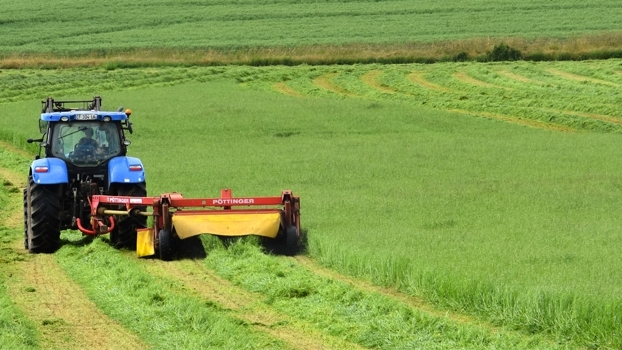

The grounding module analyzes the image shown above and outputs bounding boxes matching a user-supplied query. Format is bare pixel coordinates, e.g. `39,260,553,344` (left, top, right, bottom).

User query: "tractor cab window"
51,122,122,165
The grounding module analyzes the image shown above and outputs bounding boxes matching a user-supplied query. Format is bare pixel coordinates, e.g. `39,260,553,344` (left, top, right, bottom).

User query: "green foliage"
487,43,522,61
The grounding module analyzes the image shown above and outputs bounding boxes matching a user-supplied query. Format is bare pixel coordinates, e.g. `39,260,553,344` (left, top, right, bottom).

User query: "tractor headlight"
103,116,111,122
60,116,69,122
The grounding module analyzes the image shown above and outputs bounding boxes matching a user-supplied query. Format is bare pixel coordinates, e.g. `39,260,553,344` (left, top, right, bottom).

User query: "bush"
487,43,522,61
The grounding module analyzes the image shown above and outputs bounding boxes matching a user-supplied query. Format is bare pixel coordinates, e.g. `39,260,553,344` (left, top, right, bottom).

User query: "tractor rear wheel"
110,183,147,250
26,177,61,254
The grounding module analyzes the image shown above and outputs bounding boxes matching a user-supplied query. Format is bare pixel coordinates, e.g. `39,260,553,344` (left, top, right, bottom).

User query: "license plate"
76,114,97,120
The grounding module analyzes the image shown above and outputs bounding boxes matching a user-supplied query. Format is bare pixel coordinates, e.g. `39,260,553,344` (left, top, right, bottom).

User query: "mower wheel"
158,228,174,261
26,177,61,254
110,183,147,250
284,226,299,256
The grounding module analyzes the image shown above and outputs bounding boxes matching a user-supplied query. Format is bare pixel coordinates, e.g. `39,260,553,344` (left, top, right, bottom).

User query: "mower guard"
87,189,301,258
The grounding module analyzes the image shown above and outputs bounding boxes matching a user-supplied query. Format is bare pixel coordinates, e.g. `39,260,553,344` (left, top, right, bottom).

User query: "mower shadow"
261,228,308,256
171,236,208,260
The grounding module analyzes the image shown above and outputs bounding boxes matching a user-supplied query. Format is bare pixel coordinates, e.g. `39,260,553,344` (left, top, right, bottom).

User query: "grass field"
0,0,621,66
2,0,620,52
1,58,622,347
1,0,622,347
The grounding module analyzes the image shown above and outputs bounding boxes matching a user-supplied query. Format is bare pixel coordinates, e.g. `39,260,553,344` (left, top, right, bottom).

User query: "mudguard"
30,158,69,184
108,156,146,186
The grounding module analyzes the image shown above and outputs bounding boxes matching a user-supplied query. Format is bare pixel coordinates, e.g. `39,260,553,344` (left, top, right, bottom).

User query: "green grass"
0,151,40,349
0,0,619,53
53,233,285,349
201,239,556,349
1,62,622,347
0,0,620,65
0,266,39,350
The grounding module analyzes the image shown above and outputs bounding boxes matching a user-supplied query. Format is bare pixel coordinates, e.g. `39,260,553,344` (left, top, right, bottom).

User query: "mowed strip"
407,71,455,93
0,163,146,350
312,73,358,97
273,82,306,98
547,69,619,87
544,108,622,125
360,70,397,93
448,109,577,132
453,71,513,90
141,258,363,350
497,70,544,85
6,241,146,350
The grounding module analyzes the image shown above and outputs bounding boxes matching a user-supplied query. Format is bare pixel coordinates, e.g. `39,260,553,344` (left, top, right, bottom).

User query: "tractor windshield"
50,122,122,166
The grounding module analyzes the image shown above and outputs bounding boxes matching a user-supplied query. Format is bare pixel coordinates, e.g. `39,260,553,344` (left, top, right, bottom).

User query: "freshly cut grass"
53,233,285,349
0,258,39,350
0,156,39,349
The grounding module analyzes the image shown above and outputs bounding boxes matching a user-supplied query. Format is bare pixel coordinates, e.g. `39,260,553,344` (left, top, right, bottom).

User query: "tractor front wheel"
26,177,61,254
110,183,147,250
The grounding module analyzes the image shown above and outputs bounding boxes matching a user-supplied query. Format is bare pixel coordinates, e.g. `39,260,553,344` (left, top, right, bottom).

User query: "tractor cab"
50,121,123,166
36,96,133,166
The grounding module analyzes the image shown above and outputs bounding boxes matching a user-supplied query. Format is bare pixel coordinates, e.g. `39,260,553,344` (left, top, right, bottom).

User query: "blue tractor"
24,96,147,253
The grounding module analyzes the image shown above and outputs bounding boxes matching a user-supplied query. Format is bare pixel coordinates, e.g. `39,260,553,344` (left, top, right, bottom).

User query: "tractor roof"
40,96,129,122
41,110,128,122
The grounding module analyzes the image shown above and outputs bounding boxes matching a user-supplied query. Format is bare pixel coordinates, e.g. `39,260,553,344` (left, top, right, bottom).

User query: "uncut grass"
1,0,621,60
2,68,622,346
201,239,556,349
53,232,284,349
3,33,622,68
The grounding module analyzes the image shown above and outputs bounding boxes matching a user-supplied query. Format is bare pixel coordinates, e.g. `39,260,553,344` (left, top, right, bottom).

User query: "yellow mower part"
136,228,155,257
172,212,281,239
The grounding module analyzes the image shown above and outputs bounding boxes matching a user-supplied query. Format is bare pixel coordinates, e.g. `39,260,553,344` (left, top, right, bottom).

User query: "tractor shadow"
60,235,96,247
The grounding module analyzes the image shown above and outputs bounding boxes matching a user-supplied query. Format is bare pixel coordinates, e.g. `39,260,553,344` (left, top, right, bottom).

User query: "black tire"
284,226,299,256
23,187,28,249
110,183,147,250
158,228,174,261
26,177,61,254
